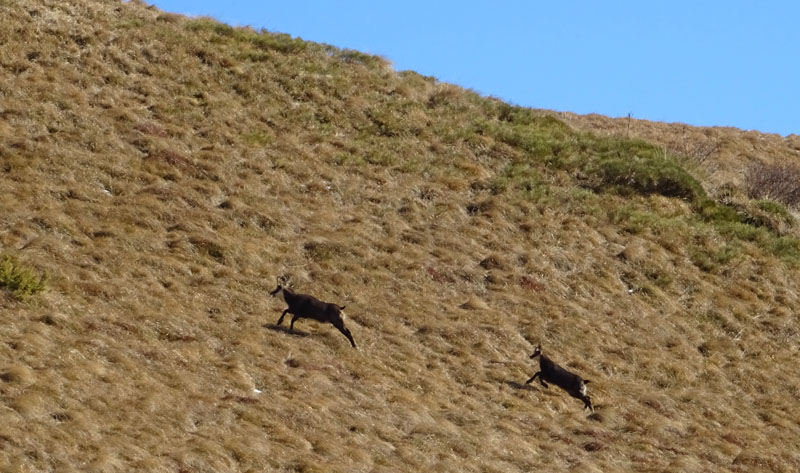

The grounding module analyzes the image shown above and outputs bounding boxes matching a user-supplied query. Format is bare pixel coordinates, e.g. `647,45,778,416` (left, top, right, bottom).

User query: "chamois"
526,345,593,411
270,276,356,348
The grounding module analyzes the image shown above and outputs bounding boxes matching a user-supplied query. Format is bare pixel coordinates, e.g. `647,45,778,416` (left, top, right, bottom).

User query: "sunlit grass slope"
2,1,800,471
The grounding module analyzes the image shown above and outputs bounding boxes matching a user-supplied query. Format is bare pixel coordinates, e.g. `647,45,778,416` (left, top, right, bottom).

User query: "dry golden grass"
2,1,800,472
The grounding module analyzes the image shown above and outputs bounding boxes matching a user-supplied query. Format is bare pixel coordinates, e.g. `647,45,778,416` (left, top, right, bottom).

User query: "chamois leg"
333,319,356,348
276,309,290,326
289,314,301,331
525,372,540,385
579,394,593,411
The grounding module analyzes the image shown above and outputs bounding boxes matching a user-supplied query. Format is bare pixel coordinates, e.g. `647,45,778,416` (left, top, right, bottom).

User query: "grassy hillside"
2,1,800,471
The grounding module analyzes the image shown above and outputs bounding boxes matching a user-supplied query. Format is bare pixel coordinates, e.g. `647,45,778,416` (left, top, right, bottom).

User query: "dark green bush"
695,199,742,224
593,155,705,201
0,255,47,300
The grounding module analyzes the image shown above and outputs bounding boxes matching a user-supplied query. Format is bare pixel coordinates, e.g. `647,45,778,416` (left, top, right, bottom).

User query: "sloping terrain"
557,111,800,191
1,1,800,472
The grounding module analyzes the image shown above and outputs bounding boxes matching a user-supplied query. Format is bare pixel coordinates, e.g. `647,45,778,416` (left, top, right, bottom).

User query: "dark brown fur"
270,280,356,348
526,345,593,411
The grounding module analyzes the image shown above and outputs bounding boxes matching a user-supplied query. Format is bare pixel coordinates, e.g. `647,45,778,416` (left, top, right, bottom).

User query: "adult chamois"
526,345,593,411
270,276,356,348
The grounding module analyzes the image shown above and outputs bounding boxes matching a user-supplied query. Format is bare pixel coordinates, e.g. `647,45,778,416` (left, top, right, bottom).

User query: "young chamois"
270,276,356,348
526,345,593,411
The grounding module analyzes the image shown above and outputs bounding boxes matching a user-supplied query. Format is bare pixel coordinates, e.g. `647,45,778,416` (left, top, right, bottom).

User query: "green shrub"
689,245,739,273
695,199,742,225
607,206,688,236
496,106,570,132
185,18,235,37
766,237,800,263
756,199,792,217
336,49,385,67
0,255,47,300
714,221,768,243
592,155,705,202
733,199,795,234
753,199,794,227
248,31,310,54
477,111,575,167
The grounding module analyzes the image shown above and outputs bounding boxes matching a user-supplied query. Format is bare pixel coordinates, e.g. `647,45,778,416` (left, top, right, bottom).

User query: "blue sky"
150,1,798,136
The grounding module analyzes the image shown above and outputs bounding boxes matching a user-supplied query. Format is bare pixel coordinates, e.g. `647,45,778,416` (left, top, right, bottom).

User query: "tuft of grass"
303,240,348,261
607,206,687,237
0,254,47,300
243,130,274,147
689,245,740,273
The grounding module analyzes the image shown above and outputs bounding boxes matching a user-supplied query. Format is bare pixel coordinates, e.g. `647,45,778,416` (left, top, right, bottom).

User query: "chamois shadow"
263,324,310,338
505,380,536,391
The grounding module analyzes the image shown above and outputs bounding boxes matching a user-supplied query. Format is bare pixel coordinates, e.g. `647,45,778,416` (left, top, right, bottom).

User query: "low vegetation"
1,1,800,472
745,161,800,209
0,255,47,300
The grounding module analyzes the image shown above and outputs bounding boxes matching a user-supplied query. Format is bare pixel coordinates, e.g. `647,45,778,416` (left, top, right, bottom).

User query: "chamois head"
269,275,290,298
529,345,542,359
